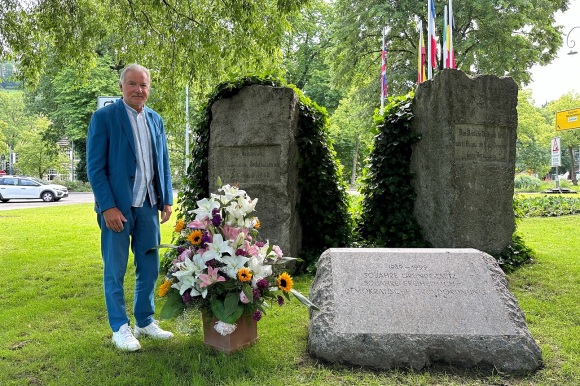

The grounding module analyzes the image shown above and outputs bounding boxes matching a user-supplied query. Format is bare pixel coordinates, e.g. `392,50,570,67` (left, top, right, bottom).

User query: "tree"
516,89,553,177
282,0,342,114
2,0,312,180
1,0,310,103
14,116,69,178
0,90,32,161
25,55,120,181
328,86,375,185
329,0,568,103
544,92,580,185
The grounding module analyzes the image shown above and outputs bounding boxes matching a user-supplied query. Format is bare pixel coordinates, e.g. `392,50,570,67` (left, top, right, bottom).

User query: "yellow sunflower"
237,268,253,282
174,219,185,233
277,272,293,293
158,279,173,297
188,229,203,245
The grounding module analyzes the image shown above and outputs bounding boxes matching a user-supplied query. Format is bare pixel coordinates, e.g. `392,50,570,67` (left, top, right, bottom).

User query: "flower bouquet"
157,180,318,338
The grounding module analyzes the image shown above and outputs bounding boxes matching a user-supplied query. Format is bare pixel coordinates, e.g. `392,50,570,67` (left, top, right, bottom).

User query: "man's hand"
103,207,127,232
161,205,172,224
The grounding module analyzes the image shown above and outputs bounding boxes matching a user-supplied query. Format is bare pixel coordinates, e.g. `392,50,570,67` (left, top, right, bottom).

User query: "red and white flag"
380,27,388,112
427,0,437,78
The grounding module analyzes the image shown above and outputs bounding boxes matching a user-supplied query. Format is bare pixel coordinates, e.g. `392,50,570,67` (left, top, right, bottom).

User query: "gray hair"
119,63,151,84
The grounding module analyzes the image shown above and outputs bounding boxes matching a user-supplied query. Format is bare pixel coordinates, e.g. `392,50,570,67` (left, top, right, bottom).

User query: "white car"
0,175,68,202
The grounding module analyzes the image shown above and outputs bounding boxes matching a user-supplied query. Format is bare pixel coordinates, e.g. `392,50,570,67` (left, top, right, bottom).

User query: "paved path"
0,192,95,211
0,191,179,211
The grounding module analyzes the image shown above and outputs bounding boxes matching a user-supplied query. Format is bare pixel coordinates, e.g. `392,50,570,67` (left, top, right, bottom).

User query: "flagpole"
380,26,386,114
443,5,448,69
418,21,423,83
449,0,454,68
427,0,432,79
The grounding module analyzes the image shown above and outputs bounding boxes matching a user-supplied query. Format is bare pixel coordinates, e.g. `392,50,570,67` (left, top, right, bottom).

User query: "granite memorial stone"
208,84,302,258
411,70,518,255
308,248,542,373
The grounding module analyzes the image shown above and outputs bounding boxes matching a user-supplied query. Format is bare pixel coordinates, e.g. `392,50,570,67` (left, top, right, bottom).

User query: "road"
0,192,95,211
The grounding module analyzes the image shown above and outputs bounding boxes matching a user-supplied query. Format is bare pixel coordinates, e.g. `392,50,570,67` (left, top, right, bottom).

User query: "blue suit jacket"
86,99,173,215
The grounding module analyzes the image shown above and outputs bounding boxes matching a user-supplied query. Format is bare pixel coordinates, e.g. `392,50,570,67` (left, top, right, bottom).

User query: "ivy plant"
356,93,429,248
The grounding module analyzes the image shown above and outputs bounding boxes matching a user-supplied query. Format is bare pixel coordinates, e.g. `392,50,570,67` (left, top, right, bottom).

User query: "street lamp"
566,26,579,56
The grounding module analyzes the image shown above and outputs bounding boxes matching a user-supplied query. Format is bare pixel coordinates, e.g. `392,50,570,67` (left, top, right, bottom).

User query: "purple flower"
255,242,265,248
177,246,186,254
211,208,222,226
252,288,261,299
201,231,212,246
277,295,285,306
182,290,193,304
252,310,262,322
256,278,269,290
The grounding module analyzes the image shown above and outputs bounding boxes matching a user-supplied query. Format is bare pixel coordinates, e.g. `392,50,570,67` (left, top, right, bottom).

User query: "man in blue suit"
87,63,174,351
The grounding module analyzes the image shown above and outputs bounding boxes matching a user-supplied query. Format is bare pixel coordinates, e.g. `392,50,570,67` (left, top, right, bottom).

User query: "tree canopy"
1,0,309,100
329,0,569,98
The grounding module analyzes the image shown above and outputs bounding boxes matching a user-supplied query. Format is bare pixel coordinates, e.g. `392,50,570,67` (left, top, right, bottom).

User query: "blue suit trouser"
98,199,160,332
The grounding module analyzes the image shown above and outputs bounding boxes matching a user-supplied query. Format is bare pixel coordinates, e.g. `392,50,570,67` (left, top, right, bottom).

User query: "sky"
528,0,580,106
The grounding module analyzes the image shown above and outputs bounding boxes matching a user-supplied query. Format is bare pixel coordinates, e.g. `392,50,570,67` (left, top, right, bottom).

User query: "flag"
427,0,437,79
442,5,448,68
418,21,427,83
448,0,456,69
380,27,388,112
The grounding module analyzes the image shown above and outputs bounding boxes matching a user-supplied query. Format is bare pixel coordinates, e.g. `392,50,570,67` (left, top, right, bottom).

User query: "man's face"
120,69,150,112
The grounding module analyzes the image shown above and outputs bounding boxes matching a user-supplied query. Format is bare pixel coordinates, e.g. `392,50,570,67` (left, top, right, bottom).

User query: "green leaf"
224,292,240,316
147,243,179,253
290,289,320,311
211,293,245,324
242,283,253,303
158,291,185,320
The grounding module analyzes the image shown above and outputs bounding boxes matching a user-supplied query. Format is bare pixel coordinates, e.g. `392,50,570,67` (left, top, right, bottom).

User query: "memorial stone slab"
208,84,302,258
308,248,542,373
411,70,518,255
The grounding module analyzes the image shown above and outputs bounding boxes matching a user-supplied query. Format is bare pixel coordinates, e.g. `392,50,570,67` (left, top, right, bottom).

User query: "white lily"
202,233,235,262
220,254,250,279
191,197,220,222
248,255,273,288
171,257,199,295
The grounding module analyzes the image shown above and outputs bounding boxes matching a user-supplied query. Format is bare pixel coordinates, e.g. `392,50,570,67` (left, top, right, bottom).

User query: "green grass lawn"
0,204,578,385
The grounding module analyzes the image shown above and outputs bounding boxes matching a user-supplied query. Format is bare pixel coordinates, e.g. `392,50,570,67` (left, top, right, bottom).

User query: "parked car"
0,175,68,202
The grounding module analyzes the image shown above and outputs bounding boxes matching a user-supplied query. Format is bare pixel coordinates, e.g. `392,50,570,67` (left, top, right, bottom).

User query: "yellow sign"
556,108,580,131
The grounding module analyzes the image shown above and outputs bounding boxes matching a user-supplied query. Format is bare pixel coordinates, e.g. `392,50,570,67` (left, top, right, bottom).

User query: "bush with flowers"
157,180,318,335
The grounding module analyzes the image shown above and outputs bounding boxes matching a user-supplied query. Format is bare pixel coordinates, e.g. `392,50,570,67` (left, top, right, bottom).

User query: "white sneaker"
112,324,141,352
133,320,174,340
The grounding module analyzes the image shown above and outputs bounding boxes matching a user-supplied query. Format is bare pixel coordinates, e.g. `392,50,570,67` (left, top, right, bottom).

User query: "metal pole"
70,140,74,181
185,85,190,171
8,145,13,175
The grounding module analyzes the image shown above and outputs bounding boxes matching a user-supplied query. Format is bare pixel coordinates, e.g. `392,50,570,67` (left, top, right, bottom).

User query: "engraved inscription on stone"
454,124,510,162
333,251,516,335
212,145,281,184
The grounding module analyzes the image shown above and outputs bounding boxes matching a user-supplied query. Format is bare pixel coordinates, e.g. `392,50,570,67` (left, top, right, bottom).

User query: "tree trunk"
568,146,578,186
350,137,359,186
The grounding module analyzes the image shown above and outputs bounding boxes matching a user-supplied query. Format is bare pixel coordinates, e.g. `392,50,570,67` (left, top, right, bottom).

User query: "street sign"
551,137,561,167
97,96,121,109
556,108,580,131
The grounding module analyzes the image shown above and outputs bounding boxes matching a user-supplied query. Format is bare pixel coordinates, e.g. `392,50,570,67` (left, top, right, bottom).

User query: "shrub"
53,179,92,192
356,93,429,248
514,174,542,191
514,194,580,217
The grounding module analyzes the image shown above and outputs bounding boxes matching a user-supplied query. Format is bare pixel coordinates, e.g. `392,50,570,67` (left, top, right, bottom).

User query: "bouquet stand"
202,314,258,354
